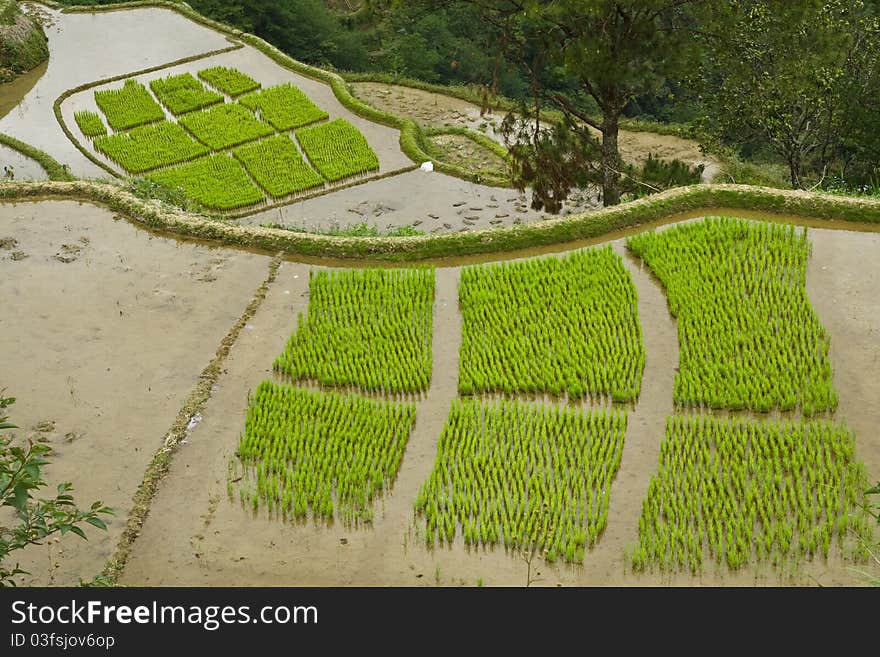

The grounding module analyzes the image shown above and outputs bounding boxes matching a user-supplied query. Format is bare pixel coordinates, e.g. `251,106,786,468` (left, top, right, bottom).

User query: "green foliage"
94,120,209,173
274,267,434,394
149,72,223,115
235,381,416,524
295,118,379,182
637,153,704,189
458,247,645,401
197,65,260,97
94,79,165,131
696,0,874,189
147,154,264,210
632,415,872,573
627,217,837,414
414,398,627,562
0,0,48,77
178,102,274,150
232,135,324,198
238,83,328,130
127,176,205,213
73,110,107,139
0,394,113,587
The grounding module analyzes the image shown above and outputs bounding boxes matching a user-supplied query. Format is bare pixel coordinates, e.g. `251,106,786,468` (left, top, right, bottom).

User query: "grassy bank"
2,180,879,263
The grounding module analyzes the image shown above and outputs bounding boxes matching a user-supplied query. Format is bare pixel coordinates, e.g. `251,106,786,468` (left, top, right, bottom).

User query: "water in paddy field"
0,59,47,120
2,193,879,585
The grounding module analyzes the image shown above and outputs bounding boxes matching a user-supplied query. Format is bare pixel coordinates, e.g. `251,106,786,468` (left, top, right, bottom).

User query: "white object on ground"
420,161,434,172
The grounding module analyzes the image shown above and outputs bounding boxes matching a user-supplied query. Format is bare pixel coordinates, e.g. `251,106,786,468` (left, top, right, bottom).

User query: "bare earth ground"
351,81,723,182
0,200,270,585
428,133,508,179
120,222,880,587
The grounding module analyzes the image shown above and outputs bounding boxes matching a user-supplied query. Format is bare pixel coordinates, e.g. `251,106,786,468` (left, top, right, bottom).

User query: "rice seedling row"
94,120,210,174
198,65,260,97
631,414,872,573
295,118,380,182
233,381,416,525
274,267,435,394
627,218,837,414
94,79,165,131
458,247,645,401
178,103,274,151
73,110,106,138
149,72,223,116
232,135,324,198
414,398,627,563
238,83,329,130
147,154,264,210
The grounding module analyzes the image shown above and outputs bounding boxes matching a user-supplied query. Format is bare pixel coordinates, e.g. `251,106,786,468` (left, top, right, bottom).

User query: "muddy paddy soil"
0,200,270,585
121,221,880,587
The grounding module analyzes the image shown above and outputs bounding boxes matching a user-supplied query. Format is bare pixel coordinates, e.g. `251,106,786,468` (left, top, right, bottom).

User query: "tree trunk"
788,152,802,189
601,111,621,206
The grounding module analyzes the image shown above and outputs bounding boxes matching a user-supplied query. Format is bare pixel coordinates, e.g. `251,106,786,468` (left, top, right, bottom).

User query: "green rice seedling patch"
414,398,627,562
627,217,837,414
94,79,165,131
73,110,106,138
147,154,264,210
149,72,223,115
178,103,274,150
234,381,416,524
238,83,329,130
274,267,434,394
197,66,260,97
94,120,209,173
458,247,645,401
295,118,380,182
631,414,872,573
232,135,324,197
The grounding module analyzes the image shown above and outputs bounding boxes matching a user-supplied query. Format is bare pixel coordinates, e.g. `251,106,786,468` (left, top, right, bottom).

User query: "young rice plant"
627,218,837,414
235,381,416,524
73,110,106,138
94,120,209,173
274,267,435,394
458,247,646,401
197,66,260,97
414,398,627,563
178,103,274,150
295,118,380,182
149,72,223,115
238,83,329,130
631,414,872,573
232,135,324,198
94,79,165,131
147,154,264,210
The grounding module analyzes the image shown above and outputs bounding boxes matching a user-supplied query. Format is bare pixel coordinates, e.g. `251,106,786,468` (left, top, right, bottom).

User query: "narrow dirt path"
352,267,463,578
585,242,678,580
